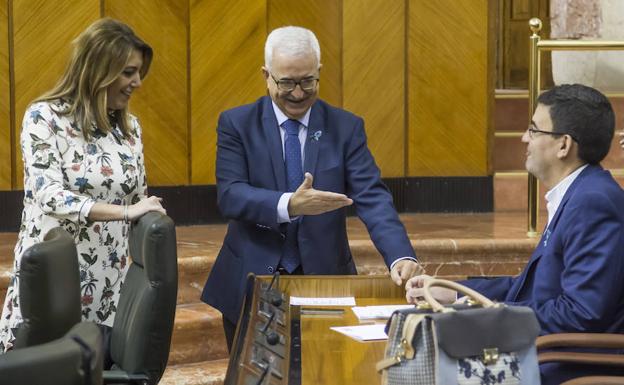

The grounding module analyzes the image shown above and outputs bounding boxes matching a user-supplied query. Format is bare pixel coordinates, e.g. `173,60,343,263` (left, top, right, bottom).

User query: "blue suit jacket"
461,165,624,384
201,96,415,322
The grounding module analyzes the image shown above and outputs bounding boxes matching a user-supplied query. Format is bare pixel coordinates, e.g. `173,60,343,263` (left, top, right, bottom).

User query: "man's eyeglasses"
270,73,319,92
527,124,576,142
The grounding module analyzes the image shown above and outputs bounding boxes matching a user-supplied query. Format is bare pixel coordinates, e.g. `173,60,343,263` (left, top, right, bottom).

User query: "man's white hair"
264,26,321,71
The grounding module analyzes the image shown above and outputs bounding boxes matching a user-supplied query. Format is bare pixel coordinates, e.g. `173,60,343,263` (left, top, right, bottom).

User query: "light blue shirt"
273,102,310,224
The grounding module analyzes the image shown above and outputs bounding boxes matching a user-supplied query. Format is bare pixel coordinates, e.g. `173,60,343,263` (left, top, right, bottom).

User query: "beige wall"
0,0,493,190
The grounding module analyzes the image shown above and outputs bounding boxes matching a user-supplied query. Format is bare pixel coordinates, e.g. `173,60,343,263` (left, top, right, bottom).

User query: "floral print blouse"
0,99,147,352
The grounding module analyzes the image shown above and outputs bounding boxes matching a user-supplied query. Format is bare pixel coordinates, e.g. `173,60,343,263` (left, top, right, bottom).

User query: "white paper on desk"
351,304,414,320
330,324,388,342
289,296,356,306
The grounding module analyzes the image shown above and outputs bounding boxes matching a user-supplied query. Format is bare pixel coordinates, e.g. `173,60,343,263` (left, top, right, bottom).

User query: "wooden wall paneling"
511,0,531,19
105,0,189,186
0,0,10,190
502,0,552,89
12,0,100,188
343,0,405,178
486,0,497,175
408,0,490,176
190,0,266,185
268,0,342,108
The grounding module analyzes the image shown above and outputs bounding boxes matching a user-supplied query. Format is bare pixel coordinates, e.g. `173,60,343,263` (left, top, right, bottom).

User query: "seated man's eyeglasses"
527,124,577,142
270,73,319,92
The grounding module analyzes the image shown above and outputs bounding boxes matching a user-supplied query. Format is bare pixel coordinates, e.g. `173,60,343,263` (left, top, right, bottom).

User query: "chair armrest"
537,333,624,350
539,351,624,366
562,376,624,385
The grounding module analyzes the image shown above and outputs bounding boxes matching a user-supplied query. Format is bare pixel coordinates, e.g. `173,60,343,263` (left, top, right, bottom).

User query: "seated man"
406,84,624,385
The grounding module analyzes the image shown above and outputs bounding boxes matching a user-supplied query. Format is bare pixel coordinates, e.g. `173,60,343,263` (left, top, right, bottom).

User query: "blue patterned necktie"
281,119,303,272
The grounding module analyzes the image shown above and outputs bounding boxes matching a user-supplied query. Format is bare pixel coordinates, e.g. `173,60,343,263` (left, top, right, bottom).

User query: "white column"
550,0,624,91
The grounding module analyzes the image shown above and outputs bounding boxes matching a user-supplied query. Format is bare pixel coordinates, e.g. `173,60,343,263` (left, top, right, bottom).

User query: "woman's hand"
127,196,166,221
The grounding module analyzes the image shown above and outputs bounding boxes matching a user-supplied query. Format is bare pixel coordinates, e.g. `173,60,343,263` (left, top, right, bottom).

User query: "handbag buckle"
466,298,478,306
415,302,431,310
482,347,499,365
394,338,410,362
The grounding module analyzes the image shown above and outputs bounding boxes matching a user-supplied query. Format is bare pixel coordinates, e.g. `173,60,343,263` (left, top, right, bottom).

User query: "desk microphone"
267,271,280,291
255,362,270,385
266,271,283,306
261,311,280,346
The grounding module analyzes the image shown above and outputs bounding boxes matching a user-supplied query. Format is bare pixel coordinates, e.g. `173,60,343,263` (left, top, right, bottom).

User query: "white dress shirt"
544,164,588,227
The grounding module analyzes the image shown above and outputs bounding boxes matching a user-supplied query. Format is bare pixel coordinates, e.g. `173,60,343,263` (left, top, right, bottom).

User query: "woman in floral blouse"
0,18,166,352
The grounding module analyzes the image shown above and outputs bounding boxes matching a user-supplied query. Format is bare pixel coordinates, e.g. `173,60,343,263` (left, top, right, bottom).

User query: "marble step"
0,234,539,309
160,358,228,385
169,303,228,366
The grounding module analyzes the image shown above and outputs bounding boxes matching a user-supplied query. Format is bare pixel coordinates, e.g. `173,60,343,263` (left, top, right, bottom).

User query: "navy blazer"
461,165,624,384
201,96,415,322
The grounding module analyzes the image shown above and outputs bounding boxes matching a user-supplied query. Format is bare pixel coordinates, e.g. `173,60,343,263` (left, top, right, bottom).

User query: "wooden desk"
227,275,406,385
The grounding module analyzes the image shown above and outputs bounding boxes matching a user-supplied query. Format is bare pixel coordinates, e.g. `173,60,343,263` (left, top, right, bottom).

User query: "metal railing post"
527,18,542,237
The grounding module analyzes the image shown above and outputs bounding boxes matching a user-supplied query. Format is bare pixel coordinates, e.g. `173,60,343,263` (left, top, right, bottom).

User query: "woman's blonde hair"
36,18,152,141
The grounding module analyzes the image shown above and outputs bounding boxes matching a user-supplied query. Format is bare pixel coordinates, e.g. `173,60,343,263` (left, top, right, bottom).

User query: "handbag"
376,278,541,385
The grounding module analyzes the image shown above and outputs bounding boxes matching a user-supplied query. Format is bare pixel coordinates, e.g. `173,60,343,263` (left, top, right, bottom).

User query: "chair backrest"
0,321,103,385
15,227,81,349
110,212,178,384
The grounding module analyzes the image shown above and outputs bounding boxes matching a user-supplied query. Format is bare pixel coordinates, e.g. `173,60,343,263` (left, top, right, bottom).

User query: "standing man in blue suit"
406,84,624,384
202,26,422,350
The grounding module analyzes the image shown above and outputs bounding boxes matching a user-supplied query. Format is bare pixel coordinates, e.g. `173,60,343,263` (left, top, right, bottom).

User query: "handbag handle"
423,277,495,312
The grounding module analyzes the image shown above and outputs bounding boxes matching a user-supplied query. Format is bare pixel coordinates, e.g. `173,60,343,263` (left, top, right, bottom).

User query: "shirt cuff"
277,193,294,223
390,256,418,271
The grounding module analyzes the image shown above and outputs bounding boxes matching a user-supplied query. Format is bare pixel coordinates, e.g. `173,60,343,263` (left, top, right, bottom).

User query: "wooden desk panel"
275,275,405,299
300,298,404,385
255,275,407,385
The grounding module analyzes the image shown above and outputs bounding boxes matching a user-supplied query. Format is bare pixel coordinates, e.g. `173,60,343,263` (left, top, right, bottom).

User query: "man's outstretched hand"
288,173,353,216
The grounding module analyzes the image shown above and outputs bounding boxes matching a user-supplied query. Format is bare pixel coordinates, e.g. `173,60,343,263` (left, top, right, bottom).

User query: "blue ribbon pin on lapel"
543,228,551,247
310,130,322,141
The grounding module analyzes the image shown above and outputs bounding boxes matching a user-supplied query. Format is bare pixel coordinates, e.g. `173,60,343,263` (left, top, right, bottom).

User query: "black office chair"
14,227,81,348
0,321,103,385
104,212,178,385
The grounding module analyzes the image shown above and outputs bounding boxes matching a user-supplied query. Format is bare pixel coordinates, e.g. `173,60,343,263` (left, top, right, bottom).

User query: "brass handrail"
526,18,624,236
538,40,624,50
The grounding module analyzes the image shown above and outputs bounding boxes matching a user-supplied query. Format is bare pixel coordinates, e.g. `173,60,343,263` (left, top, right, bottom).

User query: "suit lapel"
508,237,545,301
261,98,287,191
304,102,324,176
508,165,598,301
546,165,595,233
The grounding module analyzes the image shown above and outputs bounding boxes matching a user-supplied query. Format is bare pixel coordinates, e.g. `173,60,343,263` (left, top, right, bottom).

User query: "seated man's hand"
288,173,353,216
405,274,457,305
390,260,424,286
